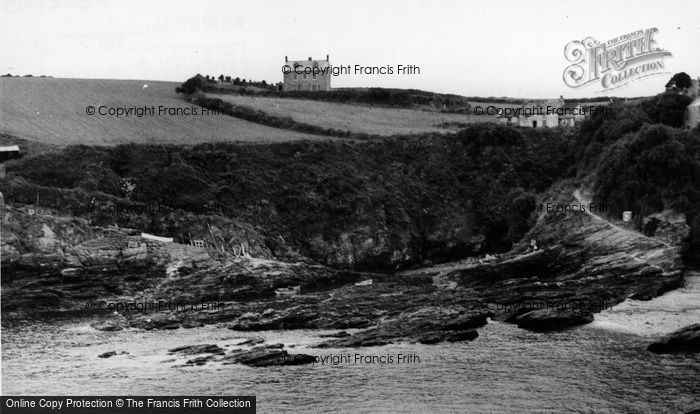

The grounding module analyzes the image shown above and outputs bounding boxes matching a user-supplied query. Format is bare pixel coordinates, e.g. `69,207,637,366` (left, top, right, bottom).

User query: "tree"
666,72,693,91
641,91,693,128
218,74,224,82
175,74,206,95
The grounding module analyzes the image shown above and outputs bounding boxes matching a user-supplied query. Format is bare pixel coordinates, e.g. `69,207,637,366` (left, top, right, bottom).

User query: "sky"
1,0,699,99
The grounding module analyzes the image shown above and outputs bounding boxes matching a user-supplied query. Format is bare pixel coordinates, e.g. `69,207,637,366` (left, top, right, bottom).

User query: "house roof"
0,145,19,152
289,60,329,68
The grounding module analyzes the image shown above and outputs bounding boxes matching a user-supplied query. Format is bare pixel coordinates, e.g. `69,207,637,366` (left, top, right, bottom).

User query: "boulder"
98,351,117,358
511,309,594,332
237,336,266,346
222,345,315,367
98,351,129,358
647,324,700,354
168,344,225,356
417,330,478,344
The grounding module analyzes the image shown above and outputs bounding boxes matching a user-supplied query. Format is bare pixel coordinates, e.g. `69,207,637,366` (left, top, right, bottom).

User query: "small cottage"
0,145,20,162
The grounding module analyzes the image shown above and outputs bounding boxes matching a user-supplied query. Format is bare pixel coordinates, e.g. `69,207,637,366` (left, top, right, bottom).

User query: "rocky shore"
647,324,700,354
1,185,692,352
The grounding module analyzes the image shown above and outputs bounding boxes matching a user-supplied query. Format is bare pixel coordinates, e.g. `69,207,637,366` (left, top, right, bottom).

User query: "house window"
303,73,308,80
293,73,298,81
297,84,301,91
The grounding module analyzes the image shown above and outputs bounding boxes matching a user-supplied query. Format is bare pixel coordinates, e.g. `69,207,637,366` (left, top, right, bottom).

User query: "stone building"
283,55,331,91
516,100,560,128
498,99,563,128
558,103,587,127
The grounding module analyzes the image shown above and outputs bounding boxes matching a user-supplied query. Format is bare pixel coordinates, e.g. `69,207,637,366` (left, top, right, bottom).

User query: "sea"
2,274,699,413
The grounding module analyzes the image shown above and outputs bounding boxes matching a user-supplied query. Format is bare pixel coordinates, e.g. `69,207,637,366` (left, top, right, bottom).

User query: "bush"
641,92,693,128
175,74,206,95
595,124,700,228
2,124,574,266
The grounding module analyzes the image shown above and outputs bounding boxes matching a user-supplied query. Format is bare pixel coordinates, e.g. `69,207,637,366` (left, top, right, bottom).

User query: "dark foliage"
0,124,574,268
666,72,693,90
575,89,700,263
641,92,693,128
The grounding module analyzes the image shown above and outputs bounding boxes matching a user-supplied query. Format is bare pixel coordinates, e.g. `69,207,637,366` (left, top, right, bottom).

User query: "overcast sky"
2,0,699,98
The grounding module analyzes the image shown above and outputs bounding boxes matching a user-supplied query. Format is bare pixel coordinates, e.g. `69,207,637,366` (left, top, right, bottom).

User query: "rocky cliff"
1,183,689,346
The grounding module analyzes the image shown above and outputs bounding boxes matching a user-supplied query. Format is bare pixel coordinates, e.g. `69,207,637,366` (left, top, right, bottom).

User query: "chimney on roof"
308,57,312,61
326,54,329,62
285,56,288,63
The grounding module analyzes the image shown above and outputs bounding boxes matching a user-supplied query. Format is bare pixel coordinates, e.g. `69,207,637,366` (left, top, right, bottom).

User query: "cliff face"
0,206,369,317
2,184,688,346
397,186,687,332
0,127,574,271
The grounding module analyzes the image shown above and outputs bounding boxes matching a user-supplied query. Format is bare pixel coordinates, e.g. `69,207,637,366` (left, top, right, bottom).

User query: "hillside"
0,77,322,146
203,93,492,136
0,124,574,270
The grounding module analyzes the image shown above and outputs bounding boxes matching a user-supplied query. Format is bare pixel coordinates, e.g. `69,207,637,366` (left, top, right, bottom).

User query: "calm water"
2,276,700,413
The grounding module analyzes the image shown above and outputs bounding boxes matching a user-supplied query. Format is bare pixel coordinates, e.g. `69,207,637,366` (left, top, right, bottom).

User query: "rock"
418,330,479,344
98,350,129,358
228,307,319,331
641,210,689,246
186,355,219,366
238,336,266,346
98,351,117,358
2,185,689,347
317,308,489,348
442,314,489,331
222,345,315,367
511,309,594,332
328,317,372,329
417,330,478,344
319,331,351,338
91,319,126,332
168,344,225,356
647,324,700,354
181,320,205,329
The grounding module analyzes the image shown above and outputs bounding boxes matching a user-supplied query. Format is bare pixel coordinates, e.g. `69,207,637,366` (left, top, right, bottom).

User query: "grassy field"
0,77,322,146
205,93,495,136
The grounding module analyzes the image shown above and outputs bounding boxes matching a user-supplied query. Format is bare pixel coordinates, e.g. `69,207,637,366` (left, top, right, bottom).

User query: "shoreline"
2,186,692,350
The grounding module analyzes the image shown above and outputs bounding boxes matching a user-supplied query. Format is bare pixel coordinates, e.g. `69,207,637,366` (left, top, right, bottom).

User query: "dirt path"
573,188,674,274
573,188,672,248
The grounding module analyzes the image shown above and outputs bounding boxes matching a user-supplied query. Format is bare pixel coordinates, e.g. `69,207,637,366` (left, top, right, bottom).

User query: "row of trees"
1,74,51,78
205,74,277,89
